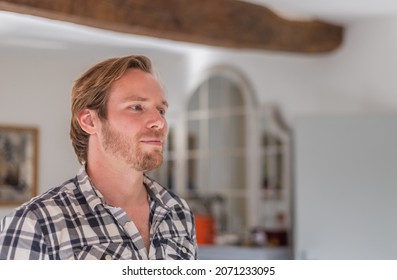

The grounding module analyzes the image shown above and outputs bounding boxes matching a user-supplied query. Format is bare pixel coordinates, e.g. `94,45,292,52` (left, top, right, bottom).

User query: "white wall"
294,115,397,259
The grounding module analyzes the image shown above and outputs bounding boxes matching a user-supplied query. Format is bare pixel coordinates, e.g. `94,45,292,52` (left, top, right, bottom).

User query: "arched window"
185,69,251,236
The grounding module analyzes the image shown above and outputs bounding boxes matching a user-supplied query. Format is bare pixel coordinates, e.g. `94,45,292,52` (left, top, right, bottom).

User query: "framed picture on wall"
0,125,38,206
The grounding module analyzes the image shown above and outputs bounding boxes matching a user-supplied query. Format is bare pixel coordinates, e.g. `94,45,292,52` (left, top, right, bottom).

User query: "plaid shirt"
0,167,197,260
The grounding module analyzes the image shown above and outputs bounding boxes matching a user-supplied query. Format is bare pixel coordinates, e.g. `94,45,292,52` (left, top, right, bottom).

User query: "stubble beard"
101,122,165,172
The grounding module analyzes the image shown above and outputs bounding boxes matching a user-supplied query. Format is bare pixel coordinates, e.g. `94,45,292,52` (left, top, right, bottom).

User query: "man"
0,55,197,260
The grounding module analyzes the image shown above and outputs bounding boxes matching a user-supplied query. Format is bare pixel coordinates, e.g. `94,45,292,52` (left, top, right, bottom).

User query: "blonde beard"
101,122,164,172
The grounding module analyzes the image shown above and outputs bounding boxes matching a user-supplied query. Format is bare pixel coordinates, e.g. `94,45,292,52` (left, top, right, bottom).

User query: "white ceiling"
0,11,203,52
245,0,397,24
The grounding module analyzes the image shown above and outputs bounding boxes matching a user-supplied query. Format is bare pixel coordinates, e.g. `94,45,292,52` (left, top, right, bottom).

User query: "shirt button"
181,247,187,254
105,255,112,260
124,221,136,235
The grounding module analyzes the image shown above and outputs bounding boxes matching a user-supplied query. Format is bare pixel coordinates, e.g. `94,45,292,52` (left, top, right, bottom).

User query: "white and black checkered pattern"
0,167,197,260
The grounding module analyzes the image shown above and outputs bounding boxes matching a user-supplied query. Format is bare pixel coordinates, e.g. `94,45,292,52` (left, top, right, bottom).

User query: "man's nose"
147,110,166,130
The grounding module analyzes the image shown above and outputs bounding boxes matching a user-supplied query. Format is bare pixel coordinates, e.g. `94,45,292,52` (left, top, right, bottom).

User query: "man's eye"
159,108,166,116
130,105,143,111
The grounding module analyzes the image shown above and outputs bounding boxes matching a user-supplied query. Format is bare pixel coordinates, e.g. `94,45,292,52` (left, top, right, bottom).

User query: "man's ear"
77,109,98,135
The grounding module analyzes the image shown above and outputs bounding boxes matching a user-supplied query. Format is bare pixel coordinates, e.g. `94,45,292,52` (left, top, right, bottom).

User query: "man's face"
99,69,168,172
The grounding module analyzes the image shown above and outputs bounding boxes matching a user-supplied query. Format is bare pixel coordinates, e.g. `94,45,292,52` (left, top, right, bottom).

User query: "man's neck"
85,160,147,209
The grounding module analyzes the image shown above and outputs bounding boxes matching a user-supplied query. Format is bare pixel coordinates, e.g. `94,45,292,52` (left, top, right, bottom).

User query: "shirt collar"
143,174,179,210
76,166,179,213
76,166,106,212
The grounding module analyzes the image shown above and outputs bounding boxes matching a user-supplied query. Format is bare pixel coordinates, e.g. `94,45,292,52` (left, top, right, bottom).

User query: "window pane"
227,82,244,108
224,155,246,190
208,76,223,110
207,155,246,191
224,114,245,149
208,156,225,192
208,116,223,151
187,119,201,151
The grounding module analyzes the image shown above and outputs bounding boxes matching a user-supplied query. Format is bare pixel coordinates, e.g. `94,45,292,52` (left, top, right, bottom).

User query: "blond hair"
70,55,153,164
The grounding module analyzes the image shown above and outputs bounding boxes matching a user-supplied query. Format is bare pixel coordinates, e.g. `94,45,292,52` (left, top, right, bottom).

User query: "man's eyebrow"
123,96,147,102
123,96,169,107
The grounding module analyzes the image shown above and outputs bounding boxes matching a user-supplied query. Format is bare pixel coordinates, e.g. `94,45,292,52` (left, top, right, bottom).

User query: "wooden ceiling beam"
0,0,343,53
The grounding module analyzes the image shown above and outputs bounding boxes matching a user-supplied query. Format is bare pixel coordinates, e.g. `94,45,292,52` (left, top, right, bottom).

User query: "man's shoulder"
10,176,80,218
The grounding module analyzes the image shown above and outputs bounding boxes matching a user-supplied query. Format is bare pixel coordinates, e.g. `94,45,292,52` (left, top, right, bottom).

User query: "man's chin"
135,153,163,172
142,145,163,153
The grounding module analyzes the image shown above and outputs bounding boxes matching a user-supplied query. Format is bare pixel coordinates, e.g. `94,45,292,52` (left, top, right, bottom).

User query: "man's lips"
140,139,164,146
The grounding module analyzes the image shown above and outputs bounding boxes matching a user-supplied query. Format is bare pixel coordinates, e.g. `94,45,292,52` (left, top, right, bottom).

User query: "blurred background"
1,0,397,259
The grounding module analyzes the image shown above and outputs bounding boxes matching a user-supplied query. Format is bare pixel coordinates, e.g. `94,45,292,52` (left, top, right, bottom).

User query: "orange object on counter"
195,215,215,245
